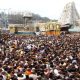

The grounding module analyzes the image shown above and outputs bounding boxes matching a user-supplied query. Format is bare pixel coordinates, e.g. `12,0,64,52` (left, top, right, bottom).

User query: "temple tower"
59,2,80,26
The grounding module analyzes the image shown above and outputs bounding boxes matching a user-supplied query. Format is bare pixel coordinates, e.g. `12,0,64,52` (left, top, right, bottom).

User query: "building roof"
69,26,80,32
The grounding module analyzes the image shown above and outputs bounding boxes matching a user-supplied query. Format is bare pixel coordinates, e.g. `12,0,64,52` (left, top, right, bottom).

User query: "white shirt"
54,69,60,76
29,74,38,80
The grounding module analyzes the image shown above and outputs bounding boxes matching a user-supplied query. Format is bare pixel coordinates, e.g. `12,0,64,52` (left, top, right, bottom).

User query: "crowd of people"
0,33,80,80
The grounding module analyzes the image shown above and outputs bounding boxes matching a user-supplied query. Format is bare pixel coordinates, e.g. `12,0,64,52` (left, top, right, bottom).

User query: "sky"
0,0,80,19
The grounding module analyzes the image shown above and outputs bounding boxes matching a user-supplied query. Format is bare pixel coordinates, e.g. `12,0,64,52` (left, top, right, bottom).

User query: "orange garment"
24,70,32,75
17,66,21,69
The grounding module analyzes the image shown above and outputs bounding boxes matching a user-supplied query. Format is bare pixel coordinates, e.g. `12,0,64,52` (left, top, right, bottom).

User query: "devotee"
0,33,79,80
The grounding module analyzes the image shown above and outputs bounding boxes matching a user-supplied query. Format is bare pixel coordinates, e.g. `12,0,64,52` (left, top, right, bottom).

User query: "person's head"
0,75,3,80
29,77,33,80
26,75,29,79
11,75,18,80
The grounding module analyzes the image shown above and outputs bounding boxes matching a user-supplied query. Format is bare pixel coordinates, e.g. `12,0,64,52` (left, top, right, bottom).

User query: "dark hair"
11,75,18,80
29,77,33,80
26,75,29,79
0,75,3,80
